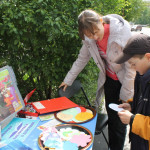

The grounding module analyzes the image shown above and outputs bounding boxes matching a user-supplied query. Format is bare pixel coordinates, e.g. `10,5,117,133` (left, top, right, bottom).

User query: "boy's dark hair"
115,34,150,64
133,54,145,59
78,9,102,40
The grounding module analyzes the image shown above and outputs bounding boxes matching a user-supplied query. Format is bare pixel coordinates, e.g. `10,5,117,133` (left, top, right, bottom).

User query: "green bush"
0,0,144,106
0,0,99,102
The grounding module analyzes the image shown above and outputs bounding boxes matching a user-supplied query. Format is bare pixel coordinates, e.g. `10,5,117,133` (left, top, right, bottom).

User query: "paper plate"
38,124,93,150
54,106,96,124
109,103,124,112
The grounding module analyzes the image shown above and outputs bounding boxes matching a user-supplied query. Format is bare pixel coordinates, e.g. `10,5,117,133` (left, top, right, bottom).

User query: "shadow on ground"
93,125,130,150
93,126,109,150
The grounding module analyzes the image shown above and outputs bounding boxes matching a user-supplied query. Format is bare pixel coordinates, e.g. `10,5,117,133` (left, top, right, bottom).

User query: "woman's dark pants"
104,76,127,150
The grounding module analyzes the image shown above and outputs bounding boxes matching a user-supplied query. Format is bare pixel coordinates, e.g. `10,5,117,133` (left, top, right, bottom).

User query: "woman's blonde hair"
78,9,102,40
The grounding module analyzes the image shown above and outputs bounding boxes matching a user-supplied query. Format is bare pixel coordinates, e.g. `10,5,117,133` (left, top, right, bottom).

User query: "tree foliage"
0,0,145,104
134,2,150,25
0,0,99,102
93,0,144,21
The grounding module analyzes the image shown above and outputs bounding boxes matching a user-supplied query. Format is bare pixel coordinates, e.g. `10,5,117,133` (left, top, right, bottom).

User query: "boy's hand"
118,103,131,112
59,82,68,91
118,110,133,124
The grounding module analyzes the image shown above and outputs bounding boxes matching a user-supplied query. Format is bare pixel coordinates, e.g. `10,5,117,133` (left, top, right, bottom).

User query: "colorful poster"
0,67,24,123
1,117,39,144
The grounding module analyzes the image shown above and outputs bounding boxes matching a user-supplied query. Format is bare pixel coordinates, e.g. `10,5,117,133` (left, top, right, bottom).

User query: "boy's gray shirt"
64,14,136,107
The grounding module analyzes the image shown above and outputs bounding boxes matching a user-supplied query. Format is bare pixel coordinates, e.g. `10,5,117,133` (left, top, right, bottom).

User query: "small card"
32,102,45,109
38,119,61,131
39,114,54,121
109,103,124,112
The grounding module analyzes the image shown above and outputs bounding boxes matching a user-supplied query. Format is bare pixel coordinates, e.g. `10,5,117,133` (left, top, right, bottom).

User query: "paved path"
93,103,130,150
132,27,150,36
93,124,130,150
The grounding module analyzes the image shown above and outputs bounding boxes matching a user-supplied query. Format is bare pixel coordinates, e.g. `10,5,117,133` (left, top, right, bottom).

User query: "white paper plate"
109,103,124,112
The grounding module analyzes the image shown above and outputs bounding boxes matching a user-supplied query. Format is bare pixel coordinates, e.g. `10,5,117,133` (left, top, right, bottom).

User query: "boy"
115,34,150,150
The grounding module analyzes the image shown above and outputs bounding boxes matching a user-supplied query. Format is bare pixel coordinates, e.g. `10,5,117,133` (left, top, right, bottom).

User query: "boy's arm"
131,114,150,141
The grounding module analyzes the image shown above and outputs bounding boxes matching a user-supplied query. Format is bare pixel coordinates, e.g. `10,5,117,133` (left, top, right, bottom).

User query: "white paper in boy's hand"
109,103,124,112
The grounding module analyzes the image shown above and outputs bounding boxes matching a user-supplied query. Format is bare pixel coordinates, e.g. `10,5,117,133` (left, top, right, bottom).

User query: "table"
24,114,97,150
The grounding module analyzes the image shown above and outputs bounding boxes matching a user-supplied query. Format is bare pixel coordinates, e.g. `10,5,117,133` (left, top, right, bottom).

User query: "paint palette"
38,124,93,150
54,106,96,124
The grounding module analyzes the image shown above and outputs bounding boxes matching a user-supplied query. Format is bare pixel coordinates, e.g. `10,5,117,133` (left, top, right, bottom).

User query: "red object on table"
24,88,36,104
17,88,38,117
32,97,78,114
18,109,38,117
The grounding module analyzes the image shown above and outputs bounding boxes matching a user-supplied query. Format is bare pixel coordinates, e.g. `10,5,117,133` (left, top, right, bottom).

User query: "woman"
59,9,135,150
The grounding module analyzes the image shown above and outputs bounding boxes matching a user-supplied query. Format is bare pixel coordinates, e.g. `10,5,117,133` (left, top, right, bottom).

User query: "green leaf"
14,40,18,45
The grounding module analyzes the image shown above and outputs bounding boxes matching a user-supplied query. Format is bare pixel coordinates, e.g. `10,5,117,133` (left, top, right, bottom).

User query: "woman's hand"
59,82,68,91
118,110,133,124
118,103,131,112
